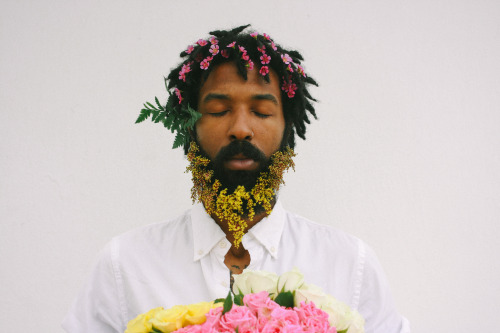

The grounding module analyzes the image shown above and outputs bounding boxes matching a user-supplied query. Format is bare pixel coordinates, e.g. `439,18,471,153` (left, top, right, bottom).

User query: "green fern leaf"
135,109,151,123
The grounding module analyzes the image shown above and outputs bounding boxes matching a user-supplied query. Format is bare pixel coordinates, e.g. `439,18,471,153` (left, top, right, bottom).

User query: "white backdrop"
1,0,499,332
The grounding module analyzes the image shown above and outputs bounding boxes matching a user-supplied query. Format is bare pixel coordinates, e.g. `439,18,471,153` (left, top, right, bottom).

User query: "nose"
228,110,253,141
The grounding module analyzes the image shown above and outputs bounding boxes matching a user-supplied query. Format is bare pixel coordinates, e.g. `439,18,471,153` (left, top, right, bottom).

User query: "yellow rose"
125,307,163,333
150,305,188,333
185,301,223,325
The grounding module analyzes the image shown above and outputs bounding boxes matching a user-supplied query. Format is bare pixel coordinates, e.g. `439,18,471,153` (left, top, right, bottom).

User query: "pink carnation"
259,66,269,76
186,45,194,54
296,302,333,333
243,291,280,317
260,53,271,64
197,39,208,46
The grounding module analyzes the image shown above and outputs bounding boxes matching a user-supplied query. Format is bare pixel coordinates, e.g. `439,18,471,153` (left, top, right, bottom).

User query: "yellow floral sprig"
186,142,296,248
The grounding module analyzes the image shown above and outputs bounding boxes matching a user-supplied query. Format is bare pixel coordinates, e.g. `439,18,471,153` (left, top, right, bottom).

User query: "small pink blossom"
271,42,278,51
238,45,247,53
246,60,254,70
241,52,250,61
209,44,219,55
221,49,230,58
260,53,271,64
186,45,194,54
281,53,292,64
209,36,218,44
287,64,294,72
227,41,236,48
263,33,271,41
257,45,266,53
259,66,269,76
297,65,306,77
178,72,186,81
181,63,191,73
200,57,212,70
197,39,208,46
194,53,203,62
250,32,258,38
174,88,183,104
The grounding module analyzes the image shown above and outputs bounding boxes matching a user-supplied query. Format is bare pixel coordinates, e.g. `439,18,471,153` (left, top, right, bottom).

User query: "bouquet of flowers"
125,268,364,333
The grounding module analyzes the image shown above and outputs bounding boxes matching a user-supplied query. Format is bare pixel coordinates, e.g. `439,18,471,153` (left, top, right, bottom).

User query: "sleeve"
356,241,411,333
62,240,126,333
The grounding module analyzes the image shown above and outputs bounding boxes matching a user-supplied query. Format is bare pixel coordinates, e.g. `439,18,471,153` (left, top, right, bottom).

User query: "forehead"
198,62,282,104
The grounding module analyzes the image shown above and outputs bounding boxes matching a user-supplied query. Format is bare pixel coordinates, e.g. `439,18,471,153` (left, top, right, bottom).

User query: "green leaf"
234,293,244,306
274,291,294,308
151,110,160,123
214,298,225,304
135,109,151,123
337,328,348,333
172,132,186,149
222,290,233,315
146,102,156,109
151,325,163,333
155,96,162,109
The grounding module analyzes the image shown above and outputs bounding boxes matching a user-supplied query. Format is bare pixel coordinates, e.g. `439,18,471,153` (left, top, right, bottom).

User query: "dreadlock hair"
142,24,318,154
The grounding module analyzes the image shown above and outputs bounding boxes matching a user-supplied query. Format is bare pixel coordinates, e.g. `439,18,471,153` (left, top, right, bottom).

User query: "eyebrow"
201,93,279,105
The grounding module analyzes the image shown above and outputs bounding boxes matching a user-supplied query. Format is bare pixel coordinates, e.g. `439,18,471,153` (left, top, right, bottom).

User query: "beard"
186,139,295,248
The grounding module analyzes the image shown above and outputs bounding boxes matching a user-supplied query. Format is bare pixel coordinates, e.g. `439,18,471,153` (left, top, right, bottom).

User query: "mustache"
213,140,267,165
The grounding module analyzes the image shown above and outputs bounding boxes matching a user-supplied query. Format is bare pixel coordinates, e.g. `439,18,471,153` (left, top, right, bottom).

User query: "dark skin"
195,63,284,279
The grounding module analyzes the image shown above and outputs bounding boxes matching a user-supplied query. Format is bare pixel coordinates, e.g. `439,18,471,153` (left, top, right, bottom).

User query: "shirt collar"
191,203,226,261
191,200,286,261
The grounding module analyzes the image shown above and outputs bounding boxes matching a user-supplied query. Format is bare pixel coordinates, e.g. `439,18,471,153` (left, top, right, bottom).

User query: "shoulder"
282,208,362,253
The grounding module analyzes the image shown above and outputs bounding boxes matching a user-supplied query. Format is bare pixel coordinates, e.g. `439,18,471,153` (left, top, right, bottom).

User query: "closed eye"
209,110,229,117
253,111,271,119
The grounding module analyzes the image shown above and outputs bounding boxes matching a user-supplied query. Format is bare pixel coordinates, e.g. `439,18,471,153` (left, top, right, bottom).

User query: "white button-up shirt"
62,201,410,333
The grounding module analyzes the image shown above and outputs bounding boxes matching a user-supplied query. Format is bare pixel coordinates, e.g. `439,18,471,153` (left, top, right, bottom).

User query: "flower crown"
136,25,317,150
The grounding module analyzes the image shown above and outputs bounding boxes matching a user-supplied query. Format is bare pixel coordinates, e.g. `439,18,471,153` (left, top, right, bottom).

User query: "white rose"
294,283,330,307
322,297,365,333
346,310,365,333
232,269,278,296
277,267,305,292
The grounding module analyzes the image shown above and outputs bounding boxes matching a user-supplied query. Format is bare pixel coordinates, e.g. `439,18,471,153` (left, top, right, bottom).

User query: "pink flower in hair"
263,33,271,41
186,45,194,54
287,64,294,72
271,41,278,51
197,39,208,46
221,49,230,58
238,45,247,53
241,52,250,61
246,60,254,70
194,53,203,62
297,64,306,77
209,36,218,44
181,63,191,74
227,41,236,48
257,45,266,53
260,53,271,64
178,72,186,82
259,66,269,76
174,88,183,104
209,44,219,55
200,57,212,70
281,53,292,64
250,32,258,38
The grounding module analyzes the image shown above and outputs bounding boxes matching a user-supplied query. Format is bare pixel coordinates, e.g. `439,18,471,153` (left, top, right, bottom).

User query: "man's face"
196,62,285,178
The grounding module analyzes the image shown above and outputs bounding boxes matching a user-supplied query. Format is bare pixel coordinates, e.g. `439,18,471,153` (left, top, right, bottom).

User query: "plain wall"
1,0,499,332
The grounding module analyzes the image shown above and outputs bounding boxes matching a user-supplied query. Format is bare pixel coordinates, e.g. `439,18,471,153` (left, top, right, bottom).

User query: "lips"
224,153,259,171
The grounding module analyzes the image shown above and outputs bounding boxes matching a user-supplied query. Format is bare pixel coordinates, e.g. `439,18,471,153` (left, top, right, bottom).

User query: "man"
63,25,410,332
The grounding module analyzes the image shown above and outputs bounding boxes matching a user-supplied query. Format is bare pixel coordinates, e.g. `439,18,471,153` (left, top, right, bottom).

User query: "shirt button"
221,281,228,287
219,241,227,249
270,246,276,253
198,250,203,255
